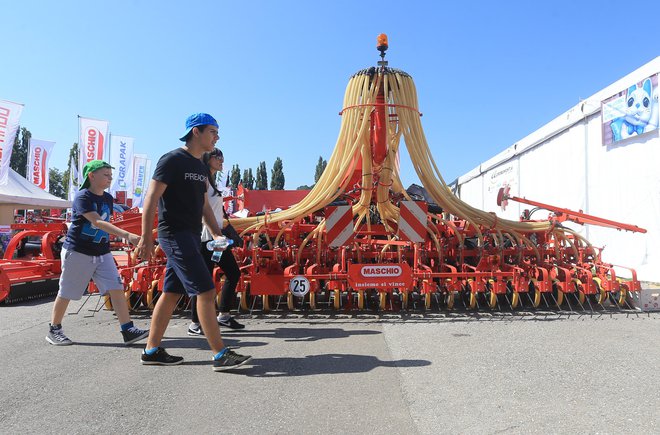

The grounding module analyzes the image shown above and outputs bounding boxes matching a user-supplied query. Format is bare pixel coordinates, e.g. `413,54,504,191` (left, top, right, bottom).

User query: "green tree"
49,168,66,199
255,161,268,190
9,127,31,177
297,184,313,190
270,157,285,190
230,164,241,189
62,143,79,196
314,156,327,183
242,168,254,190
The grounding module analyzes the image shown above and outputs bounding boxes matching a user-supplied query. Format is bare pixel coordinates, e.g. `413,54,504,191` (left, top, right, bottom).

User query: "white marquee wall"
454,57,660,282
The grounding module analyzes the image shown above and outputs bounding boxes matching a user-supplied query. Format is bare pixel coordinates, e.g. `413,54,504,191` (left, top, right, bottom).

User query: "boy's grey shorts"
57,248,124,300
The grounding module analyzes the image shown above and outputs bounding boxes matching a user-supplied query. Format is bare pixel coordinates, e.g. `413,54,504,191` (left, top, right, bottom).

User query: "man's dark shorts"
158,231,214,296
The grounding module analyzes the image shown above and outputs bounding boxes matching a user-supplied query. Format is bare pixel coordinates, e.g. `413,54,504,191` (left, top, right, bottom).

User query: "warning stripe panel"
398,201,427,242
326,205,354,248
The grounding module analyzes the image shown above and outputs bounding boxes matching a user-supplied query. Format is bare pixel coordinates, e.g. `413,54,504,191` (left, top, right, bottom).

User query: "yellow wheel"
287,292,295,310
445,291,455,310
357,290,365,310
379,292,387,310
103,294,113,310
510,291,520,309
488,290,497,309
333,290,341,310
239,291,249,311
262,295,270,312
551,282,564,308
425,292,432,309
529,283,542,308
613,284,629,306
146,280,159,309
309,291,317,310
588,279,607,305
125,289,140,311
400,291,409,310
468,291,477,309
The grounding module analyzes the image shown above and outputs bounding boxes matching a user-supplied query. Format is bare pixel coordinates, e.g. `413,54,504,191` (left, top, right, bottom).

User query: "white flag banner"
68,155,78,201
109,135,134,196
131,153,148,208
27,139,55,191
0,99,25,185
78,116,109,183
143,158,152,198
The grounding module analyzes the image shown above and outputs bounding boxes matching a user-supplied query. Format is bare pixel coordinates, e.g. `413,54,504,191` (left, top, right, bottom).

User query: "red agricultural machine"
107,35,645,314
0,223,66,303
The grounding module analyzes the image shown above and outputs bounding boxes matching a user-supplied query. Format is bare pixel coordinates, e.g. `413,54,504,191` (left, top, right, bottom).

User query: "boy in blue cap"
46,160,149,346
136,113,251,371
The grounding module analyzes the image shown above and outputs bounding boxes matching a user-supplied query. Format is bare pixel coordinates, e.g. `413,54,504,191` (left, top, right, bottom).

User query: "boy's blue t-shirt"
63,189,114,256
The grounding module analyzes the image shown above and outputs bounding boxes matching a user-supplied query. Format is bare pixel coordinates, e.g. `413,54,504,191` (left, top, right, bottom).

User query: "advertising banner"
27,139,55,190
68,156,78,201
601,74,659,145
347,263,414,290
108,135,134,197
0,99,25,185
78,116,109,183
131,154,148,208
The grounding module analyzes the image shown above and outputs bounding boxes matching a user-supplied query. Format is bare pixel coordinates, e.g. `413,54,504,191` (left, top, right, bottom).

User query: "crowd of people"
45,112,252,372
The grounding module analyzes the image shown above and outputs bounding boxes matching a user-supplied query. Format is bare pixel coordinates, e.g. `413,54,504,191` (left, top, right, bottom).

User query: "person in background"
188,147,244,336
46,160,149,346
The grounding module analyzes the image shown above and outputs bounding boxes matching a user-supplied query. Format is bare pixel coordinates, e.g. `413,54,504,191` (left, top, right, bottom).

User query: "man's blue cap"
179,113,219,141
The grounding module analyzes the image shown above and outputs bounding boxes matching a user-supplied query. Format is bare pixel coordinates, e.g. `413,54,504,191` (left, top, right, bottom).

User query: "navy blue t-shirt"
63,189,113,256
152,148,208,236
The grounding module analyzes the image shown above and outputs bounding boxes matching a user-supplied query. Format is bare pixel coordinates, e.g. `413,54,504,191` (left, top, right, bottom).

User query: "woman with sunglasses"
188,148,245,335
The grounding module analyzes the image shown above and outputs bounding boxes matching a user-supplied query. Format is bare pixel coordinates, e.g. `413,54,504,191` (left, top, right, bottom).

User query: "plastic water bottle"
206,237,234,262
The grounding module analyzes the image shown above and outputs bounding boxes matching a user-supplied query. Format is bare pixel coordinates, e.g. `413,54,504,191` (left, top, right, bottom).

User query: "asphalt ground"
1,296,660,434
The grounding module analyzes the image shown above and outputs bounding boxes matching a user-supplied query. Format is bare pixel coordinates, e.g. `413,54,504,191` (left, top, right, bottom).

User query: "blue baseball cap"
179,113,219,141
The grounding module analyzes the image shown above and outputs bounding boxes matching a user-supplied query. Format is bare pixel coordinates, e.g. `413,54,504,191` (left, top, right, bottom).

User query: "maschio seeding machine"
1,35,646,312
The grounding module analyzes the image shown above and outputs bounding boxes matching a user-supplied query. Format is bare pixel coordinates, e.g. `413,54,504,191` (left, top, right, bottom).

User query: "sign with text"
109,135,134,197
78,116,109,183
27,138,55,190
0,99,24,185
347,263,413,290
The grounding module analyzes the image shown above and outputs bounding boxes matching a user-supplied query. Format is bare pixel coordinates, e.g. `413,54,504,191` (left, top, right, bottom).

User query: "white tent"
0,168,72,224
452,57,660,282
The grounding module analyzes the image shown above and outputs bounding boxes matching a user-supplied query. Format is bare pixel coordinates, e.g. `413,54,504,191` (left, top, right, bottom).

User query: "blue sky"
3,0,659,189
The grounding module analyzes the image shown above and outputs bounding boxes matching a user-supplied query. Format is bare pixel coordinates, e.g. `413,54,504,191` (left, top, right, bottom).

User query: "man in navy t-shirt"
136,113,251,371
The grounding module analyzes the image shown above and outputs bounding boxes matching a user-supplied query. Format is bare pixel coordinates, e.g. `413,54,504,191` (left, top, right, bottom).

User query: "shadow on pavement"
224,327,381,342
238,353,431,377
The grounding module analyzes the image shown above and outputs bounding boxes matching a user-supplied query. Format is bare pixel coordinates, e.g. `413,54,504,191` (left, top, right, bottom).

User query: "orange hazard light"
377,33,388,48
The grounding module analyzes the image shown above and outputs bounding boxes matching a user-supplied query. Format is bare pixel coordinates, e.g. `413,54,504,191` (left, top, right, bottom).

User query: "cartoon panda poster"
601,74,659,145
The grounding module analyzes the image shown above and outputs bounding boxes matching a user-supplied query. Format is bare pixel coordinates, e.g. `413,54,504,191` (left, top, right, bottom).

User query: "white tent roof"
0,168,71,224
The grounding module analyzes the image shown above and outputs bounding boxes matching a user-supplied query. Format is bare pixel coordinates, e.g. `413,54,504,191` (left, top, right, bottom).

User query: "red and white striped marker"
398,201,428,243
325,205,354,248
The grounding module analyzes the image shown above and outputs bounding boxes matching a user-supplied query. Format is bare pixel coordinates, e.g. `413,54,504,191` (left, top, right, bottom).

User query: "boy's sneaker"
46,327,73,346
187,324,204,336
140,347,184,366
217,316,245,330
121,326,149,345
213,349,252,371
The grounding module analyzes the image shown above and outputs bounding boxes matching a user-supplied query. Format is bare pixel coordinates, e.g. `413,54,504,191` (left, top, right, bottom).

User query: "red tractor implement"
0,223,67,303
110,35,645,314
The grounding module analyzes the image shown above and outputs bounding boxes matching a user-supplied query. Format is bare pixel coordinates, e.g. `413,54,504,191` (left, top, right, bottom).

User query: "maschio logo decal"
361,265,402,277
85,127,104,161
